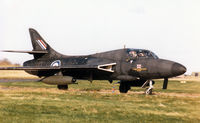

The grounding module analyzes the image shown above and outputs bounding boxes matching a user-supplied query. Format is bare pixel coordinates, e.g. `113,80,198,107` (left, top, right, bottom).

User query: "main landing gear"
57,85,68,90
119,81,131,93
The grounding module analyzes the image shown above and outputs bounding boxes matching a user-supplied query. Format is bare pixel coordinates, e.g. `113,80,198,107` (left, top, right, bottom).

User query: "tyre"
57,85,68,90
119,82,130,93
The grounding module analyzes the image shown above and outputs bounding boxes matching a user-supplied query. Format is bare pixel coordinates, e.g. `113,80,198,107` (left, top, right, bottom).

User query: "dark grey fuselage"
23,48,186,82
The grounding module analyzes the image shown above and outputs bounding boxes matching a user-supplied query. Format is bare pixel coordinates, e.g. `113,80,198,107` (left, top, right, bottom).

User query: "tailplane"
2,28,62,59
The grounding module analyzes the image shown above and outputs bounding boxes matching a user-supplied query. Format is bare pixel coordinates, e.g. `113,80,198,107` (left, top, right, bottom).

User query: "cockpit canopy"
127,49,159,60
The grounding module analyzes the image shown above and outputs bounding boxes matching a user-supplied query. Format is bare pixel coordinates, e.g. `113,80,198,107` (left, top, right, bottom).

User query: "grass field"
0,78,199,123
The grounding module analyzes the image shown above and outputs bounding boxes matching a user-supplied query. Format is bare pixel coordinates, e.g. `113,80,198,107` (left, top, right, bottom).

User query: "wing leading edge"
0,62,116,72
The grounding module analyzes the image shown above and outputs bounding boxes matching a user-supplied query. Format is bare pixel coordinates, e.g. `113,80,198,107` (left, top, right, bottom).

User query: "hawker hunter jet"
0,28,186,94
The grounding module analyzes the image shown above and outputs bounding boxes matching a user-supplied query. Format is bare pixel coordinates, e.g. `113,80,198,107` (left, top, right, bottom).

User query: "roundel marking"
51,60,61,67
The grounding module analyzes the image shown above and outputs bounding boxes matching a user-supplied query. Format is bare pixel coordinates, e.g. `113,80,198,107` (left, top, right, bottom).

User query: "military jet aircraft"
0,28,186,94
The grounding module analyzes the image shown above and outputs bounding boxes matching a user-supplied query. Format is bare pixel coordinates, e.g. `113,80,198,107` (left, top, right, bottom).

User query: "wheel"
119,82,130,93
145,88,153,95
57,85,68,90
119,84,127,93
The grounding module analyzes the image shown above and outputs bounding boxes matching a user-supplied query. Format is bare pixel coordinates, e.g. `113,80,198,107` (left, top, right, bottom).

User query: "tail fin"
29,28,50,51
29,28,61,59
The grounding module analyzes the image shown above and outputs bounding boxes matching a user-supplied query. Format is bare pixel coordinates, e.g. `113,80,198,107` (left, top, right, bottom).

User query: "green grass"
0,80,200,123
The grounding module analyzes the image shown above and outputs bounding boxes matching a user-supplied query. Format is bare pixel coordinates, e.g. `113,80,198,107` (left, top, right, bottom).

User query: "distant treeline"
0,59,20,66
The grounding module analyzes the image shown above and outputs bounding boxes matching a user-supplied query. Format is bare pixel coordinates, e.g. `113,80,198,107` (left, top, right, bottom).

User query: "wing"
62,63,116,72
0,63,117,72
0,66,60,70
0,79,40,83
0,63,117,82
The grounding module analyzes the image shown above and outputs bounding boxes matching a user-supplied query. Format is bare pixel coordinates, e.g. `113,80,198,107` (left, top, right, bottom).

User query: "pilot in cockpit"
138,52,147,58
128,51,137,63
138,52,144,57
129,51,137,58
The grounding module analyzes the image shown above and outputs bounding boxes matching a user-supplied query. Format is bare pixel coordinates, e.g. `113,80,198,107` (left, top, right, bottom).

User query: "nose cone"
171,63,186,76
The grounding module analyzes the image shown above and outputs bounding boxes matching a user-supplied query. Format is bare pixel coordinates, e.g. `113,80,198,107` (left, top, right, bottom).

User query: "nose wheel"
145,88,153,95
141,80,154,95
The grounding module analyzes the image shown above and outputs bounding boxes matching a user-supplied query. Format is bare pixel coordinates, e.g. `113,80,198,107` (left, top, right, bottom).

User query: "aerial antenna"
124,45,126,49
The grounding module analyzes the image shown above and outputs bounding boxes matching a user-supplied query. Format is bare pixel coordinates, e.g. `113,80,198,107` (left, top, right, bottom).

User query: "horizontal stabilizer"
1,50,48,54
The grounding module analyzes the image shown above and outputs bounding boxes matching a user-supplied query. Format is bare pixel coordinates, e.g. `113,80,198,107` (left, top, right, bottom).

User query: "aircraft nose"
171,63,186,76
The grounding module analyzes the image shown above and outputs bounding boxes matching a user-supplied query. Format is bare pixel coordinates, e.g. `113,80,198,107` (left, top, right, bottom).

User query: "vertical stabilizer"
29,28,62,59
29,28,50,51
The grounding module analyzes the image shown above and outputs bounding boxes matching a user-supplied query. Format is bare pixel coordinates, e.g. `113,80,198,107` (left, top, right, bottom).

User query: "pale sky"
1,0,200,74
